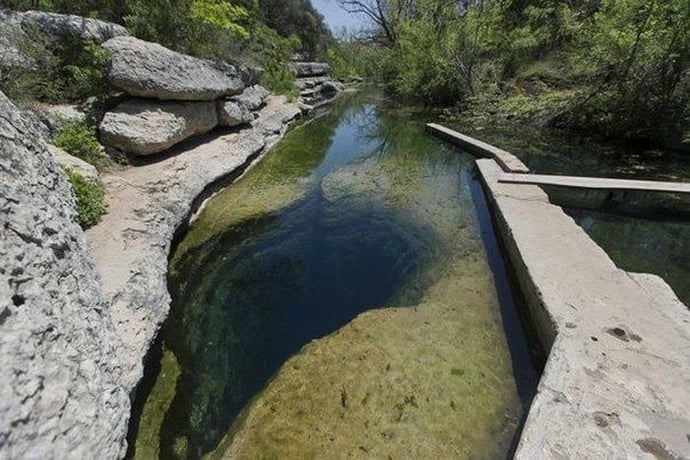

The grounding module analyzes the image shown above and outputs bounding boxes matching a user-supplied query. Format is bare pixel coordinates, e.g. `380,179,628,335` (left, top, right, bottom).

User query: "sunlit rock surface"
0,90,128,458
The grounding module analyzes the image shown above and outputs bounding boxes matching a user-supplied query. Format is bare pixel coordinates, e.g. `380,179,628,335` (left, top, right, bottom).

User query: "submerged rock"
100,99,218,155
102,36,245,101
0,90,128,458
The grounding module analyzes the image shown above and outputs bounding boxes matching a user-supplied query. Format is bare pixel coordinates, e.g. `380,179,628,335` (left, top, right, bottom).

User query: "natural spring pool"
129,90,538,459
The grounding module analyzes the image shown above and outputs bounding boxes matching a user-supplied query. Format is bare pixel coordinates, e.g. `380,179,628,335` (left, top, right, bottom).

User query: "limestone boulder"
0,10,33,70
288,62,331,78
231,85,270,111
100,99,218,155
0,90,129,459
48,145,98,180
102,36,245,101
217,100,253,127
20,10,129,43
321,80,345,96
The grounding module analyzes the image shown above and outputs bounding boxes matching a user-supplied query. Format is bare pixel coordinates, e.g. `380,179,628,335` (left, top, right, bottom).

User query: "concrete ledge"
426,123,530,173
499,172,690,194
476,158,690,458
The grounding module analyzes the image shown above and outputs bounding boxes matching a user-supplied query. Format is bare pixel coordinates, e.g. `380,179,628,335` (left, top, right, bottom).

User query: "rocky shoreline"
0,8,346,457
87,94,303,449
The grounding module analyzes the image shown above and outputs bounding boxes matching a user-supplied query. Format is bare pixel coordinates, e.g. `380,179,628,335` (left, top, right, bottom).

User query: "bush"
64,168,107,228
54,121,103,165
0,27,110,104
57,35,111,101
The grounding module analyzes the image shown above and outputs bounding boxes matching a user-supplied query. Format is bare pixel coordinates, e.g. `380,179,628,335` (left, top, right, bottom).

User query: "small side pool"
129,90,538,459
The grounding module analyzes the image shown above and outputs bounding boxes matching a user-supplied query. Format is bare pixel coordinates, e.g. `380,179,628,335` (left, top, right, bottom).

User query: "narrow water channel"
131,90,537,459
445,120,690,307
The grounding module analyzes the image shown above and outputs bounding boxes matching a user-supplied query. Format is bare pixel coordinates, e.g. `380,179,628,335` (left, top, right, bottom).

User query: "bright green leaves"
189,0,250,40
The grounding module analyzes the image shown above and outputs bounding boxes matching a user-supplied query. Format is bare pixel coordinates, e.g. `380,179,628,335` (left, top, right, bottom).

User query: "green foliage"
332,0,690,145
258,0,333,59
54,121,103,165
64,168,107,228
125,0,247,59
0,27,110,104
326,39,388,80
555,0,690,142
190,0,250,38
256,32,301,98
57,35,111,101
500,3,582,77
378,0,493,105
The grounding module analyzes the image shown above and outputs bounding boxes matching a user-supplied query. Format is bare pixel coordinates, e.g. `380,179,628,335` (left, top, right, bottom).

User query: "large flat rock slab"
477,159,690,458
102,36,245,101
99,99,218,155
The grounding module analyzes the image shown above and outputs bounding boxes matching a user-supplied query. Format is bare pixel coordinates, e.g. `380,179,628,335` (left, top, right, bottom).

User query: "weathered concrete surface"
427,123,530,173
500,171,690,194
0,91,128,458
477,158,690,458
102,36,245,101
86,95,301,395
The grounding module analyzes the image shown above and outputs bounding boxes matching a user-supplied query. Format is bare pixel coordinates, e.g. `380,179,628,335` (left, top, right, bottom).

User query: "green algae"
171,91,377,267
133,347,181,460
135,90,530,459
218,133,521,458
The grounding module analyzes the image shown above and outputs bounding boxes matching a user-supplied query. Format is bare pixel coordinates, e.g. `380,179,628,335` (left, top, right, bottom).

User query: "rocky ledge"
289,60,346,109
98,36,272,157
0,91,129,458
87,95,302,401
1,9,306,456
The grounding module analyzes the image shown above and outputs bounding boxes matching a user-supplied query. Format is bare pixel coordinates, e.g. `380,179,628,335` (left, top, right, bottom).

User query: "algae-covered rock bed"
131,91,537,458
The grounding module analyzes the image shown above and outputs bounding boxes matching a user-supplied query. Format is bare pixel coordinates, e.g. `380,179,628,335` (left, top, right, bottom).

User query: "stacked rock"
99,36,270,156
289,61,345,108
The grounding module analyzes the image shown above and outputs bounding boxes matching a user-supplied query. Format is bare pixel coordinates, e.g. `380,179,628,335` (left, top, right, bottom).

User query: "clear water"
131,90,537,459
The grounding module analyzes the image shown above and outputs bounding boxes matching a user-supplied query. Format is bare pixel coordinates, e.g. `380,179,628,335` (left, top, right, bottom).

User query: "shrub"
0,27,110,104
54,121,103,165
64,168,107,229
57,35,111,101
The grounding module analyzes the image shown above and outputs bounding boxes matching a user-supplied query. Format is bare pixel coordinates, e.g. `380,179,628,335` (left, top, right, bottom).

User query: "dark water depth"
132,91,537,459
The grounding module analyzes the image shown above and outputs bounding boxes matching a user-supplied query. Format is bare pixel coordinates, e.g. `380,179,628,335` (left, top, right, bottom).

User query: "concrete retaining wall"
429,125,690,458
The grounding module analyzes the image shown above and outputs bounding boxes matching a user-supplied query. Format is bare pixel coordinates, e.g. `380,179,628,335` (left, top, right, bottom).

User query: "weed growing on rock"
54,121,103,165
64,168,107,228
